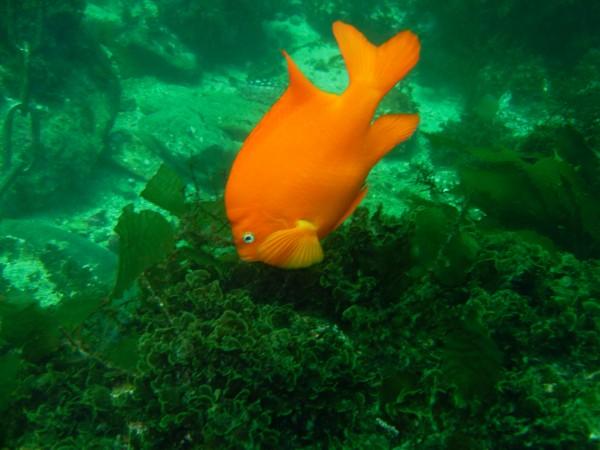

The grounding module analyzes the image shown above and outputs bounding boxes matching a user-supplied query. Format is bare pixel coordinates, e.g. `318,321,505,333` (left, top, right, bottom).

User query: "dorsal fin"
282,50,320,100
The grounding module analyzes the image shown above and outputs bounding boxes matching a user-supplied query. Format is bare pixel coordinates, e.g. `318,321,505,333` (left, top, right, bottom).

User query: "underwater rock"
153,0,284,66
108,79,264,194
85,2,198,82
0,0,120,213
0,218,116,306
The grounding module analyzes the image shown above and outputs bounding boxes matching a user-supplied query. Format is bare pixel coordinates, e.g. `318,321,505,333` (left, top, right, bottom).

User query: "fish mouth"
237,247,257,262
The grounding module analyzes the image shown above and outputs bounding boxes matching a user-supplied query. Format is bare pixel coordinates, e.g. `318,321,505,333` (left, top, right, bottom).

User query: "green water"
0,0,599,448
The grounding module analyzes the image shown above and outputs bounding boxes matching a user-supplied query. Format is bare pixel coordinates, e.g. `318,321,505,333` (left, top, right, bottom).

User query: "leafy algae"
427,125,600,259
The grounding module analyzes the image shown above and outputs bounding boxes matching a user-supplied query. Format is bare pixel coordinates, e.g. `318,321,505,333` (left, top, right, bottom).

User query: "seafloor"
0,0,599,449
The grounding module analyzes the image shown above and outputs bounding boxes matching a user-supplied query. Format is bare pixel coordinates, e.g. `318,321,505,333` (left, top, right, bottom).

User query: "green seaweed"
0,301,60,363
1,203,599,449
409,203,480,285
441,313,503,408
100,334,140,373
141,163,186,217
112,164,189,298
133,274,375,448
428,130,600,258
0,292,107,365
0,352,23,412
111,205,175,299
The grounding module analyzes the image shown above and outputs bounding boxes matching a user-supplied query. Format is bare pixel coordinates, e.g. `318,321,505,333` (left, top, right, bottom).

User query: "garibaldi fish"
225,21,420,268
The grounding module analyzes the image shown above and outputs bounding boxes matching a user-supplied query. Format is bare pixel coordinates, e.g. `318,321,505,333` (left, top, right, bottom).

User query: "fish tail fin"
333,21,420,97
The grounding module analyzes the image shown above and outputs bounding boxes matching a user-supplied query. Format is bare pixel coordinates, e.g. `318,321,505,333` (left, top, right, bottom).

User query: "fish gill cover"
0,0,599,449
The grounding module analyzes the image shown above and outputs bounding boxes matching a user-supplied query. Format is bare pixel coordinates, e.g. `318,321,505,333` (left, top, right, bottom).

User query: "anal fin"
365,114,419,163
333,186,368,231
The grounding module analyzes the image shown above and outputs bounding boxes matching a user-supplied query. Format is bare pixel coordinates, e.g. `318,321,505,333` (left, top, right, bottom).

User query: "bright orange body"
225,21,420,268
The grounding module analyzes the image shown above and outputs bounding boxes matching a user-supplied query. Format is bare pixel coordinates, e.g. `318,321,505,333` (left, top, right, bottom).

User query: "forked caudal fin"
332,21,420,97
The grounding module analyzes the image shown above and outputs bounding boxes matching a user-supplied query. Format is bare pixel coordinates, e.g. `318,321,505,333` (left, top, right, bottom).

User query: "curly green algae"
1,195,599,449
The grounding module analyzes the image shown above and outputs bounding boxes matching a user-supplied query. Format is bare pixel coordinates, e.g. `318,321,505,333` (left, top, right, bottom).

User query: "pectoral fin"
258,220,323,269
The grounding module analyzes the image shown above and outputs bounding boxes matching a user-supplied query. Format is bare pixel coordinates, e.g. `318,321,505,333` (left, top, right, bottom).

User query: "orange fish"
225,21,420,269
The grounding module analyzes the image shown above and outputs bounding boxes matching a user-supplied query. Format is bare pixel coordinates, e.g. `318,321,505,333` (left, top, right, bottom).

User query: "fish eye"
242,232,255,244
